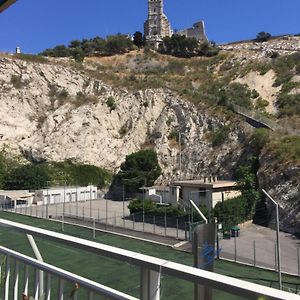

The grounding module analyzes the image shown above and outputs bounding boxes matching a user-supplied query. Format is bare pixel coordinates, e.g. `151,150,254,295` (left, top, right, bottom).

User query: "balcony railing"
0,245,138,300
0,218,299,300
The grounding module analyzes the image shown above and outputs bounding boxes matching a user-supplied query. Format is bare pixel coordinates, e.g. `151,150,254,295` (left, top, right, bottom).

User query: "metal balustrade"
0,218,299,300
0,246,138,300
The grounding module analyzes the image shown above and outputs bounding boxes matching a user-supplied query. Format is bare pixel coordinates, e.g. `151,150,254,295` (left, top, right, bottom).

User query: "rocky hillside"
0,55,245,182
0,35,299,231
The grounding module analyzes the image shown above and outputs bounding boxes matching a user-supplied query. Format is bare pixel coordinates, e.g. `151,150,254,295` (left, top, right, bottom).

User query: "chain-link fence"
2,199,191,241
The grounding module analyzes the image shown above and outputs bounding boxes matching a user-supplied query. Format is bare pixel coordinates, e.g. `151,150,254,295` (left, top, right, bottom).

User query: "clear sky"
0,0,299,54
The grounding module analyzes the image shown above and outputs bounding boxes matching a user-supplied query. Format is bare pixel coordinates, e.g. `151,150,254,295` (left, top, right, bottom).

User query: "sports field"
0,211,300,299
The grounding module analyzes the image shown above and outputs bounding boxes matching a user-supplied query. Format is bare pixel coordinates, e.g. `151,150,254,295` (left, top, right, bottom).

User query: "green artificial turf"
0,211,299,299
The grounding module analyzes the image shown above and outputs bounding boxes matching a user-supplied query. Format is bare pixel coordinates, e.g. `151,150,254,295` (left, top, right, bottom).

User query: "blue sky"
0,0,299,54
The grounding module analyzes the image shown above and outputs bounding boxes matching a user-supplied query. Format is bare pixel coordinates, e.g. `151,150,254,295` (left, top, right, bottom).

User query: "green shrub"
267,136,300,164
58,89,69,99
210,126,230,147
277,93,300,116
106,96,117,111
214,196,246,230
10,75,29,89
15,53,49,63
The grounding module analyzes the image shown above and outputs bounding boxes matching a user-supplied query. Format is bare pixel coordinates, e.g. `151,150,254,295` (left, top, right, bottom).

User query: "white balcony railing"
0,245,138,300
0,218,299,300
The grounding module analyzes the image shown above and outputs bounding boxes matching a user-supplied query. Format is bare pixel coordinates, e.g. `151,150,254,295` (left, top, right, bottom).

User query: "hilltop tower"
144,0,172,48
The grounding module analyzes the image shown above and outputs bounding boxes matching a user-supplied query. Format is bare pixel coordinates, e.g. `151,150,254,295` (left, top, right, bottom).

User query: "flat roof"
0,0,17,13
173,180,238,189
0,190,34,200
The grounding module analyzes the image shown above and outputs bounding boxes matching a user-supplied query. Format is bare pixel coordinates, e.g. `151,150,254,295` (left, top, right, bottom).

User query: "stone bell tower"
144,0,172,48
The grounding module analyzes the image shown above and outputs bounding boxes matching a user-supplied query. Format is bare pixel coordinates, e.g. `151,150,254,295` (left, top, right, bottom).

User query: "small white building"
144,178,241,209
142,186,180,204
0,190,34,208
34,185,97,206
173,178,241,208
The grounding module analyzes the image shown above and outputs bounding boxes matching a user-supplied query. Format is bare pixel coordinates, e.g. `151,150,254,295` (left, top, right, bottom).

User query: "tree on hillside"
133,31,144,48
105,34,135,55
256,32,272,42
116,149,162,193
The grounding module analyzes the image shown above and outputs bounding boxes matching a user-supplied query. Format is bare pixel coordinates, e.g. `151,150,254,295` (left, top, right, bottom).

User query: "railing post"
23,264,29,296
88,290,94,300
140,267,161,300
35,269,40,300
13,260,19,300
58,278,64,300
4,255,10,300
46,273,51,300
176,219,179,240
153,216,155,234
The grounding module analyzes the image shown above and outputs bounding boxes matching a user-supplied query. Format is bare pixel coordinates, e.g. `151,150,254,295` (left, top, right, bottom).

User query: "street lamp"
262,189,282,290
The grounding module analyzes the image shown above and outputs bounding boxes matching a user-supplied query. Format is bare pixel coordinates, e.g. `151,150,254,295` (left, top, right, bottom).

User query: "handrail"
0,245,138,300
0,218,298,300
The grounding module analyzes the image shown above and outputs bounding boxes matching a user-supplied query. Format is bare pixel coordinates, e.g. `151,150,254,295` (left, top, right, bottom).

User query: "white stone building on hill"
144,0,172,49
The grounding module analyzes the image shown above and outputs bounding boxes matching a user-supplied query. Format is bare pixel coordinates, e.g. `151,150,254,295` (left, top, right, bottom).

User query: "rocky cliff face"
258,150,300,233
0,56,245,181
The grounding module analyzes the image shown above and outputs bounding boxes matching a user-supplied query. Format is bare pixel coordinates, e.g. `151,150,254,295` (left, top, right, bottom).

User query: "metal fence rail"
0,245,138,300
0,218,299,300
4,202,188,241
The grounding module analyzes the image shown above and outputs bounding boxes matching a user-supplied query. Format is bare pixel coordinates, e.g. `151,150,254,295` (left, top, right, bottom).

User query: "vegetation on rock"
0,149,111,190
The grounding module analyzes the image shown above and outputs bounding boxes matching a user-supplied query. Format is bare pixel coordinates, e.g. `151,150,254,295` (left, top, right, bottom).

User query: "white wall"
36,185,97,205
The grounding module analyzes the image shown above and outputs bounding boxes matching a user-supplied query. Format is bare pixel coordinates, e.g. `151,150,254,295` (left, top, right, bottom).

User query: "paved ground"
219,223,300,275
12,199,300,275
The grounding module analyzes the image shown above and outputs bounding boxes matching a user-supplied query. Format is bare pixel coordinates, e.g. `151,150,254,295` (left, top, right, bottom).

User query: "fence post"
61,214,64,232
253,240,256,267
176,219,179,240
114,212,116,227
164,214,167,237
143,212,145,232
153,216,155,234
30,205,32,217
98,208,100,223
298,248,300,277
76,199,78,219
133,214,135,230
106,199,108,229
234,235,237,262
93,218,96,239
275,243,278,271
